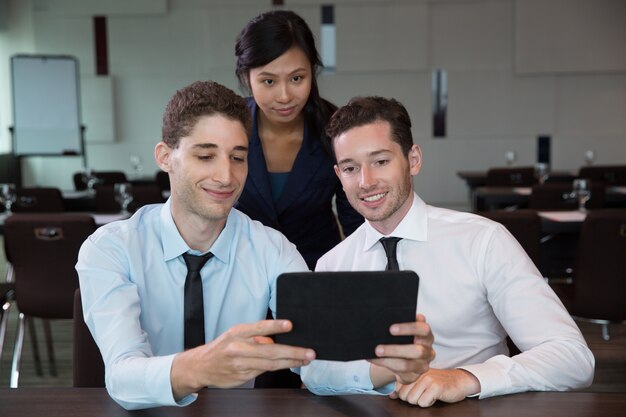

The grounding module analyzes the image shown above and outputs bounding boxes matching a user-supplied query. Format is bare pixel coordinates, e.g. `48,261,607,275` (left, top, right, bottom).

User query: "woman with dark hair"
235,10,363,272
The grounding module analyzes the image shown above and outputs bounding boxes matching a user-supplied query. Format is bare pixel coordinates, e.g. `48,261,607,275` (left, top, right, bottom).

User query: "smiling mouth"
361,192,387,202
203,188,235,199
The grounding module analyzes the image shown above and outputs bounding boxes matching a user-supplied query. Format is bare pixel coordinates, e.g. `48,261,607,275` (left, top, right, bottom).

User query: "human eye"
231,154,247,163
197,153,215,161
262,79,274,86
291,75,303,83
374,158,389,167
339,164,358,175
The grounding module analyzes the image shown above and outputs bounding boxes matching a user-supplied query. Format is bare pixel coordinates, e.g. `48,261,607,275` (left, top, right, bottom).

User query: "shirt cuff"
458,355,511,399
301,360,391,396
155,354,187,406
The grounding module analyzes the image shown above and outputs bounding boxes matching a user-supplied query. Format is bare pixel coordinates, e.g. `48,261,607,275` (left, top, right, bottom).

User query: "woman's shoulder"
320,97,337,110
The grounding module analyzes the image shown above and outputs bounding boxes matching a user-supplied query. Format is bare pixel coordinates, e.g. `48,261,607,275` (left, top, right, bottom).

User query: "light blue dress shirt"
76,199,308,410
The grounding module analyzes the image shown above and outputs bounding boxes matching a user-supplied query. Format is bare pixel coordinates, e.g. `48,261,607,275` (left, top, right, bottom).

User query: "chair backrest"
94,184,164,213
3,214,96,318
579,165,626,186
73,289,105,387
478,210,541,267
486,167,536,187
529,183,606,211
73,171,128,191
12,187,65,213
155,170,170,192
572,209,626,322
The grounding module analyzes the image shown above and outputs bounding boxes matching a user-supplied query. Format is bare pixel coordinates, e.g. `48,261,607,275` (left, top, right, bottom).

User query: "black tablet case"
275,271,419,361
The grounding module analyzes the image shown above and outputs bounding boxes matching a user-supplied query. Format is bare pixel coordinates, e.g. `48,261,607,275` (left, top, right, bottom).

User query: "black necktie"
380,237,402,271
182,252,213,349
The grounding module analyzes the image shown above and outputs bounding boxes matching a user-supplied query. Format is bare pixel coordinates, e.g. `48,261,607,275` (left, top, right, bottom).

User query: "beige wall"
0,0,624,207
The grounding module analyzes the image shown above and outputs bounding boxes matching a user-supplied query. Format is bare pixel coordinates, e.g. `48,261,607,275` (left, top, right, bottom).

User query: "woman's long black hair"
235,10,336,155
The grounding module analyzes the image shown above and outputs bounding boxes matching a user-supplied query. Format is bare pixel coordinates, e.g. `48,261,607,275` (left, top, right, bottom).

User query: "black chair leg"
42,319,57,376
27,317,43,376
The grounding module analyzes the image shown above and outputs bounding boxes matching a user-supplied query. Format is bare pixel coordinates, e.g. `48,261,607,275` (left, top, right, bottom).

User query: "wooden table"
0,388,625,417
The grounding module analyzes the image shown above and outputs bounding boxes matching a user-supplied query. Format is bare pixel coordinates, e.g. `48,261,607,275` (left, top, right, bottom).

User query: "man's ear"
408,144,422,176
154,141,172,172
333,164,347,191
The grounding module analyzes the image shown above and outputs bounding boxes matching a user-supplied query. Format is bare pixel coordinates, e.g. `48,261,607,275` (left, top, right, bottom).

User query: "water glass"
114,183,134,214
82,168,101,196
534,163,550,185
130,155,144,179
0,183,17,214
572,179,591,212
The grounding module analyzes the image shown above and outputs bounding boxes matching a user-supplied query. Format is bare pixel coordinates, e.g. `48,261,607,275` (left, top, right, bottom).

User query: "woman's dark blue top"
235,99,364,270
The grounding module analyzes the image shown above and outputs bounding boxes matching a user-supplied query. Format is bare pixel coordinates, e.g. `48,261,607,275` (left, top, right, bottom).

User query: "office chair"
12,187,65,213
0,282,16,368
579,165,626,186
94,184,164,213
529,183,606,211
155,170,170,192
73,289,105,387
478,210,542,267
568,209,626,341
486,167,536,187
2,187,64,368
3,214,96,387
73,171,128,191
528,183,605,282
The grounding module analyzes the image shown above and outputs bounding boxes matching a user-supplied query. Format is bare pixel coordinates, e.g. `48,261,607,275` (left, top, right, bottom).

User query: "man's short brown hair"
162,81,251,148
325,96,413,161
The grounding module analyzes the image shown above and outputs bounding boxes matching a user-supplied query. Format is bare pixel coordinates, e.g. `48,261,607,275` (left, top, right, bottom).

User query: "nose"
359,165,376,189
211,156,233,185
276,82,292,103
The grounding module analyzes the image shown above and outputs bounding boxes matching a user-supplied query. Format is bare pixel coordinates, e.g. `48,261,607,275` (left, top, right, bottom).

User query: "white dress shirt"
76,199,308,409
303,192,594,399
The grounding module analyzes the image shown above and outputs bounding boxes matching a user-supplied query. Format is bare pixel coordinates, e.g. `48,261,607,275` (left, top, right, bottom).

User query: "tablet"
275,271,419,361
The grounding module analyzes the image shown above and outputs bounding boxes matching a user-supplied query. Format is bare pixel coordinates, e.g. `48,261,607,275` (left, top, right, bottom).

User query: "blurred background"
0,0,624,209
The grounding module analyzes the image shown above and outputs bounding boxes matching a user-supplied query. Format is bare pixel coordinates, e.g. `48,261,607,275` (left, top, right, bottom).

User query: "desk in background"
0,212,128,235
1,388,625,417
62,190,96,211
457,170,577,189
473,186,626,212
62,189,169,212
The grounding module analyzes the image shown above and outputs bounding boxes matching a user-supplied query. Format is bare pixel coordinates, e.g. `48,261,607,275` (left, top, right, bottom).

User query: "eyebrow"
192,143,249,152
255,67,309,77
336,149,391,165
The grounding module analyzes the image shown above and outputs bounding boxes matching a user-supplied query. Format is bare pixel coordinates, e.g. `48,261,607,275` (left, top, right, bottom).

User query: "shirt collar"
362,192,428,252
160,197,234,264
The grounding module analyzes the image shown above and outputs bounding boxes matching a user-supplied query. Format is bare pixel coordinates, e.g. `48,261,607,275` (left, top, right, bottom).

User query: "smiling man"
76,81,315,410
302,96,594,407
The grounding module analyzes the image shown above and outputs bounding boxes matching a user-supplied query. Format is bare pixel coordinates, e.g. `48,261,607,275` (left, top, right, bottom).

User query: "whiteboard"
11,55,83,155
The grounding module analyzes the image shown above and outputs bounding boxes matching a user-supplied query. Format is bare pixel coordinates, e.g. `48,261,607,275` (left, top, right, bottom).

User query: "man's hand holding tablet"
276,271,434,388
